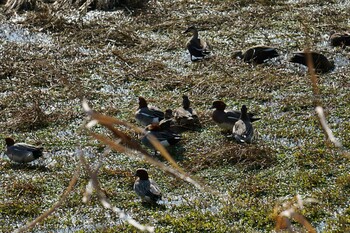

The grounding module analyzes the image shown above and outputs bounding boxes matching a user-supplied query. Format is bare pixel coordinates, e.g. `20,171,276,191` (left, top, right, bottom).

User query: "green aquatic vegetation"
0,0,350,232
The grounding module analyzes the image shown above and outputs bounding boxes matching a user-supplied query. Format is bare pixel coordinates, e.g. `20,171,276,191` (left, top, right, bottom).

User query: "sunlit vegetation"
0,0,349,232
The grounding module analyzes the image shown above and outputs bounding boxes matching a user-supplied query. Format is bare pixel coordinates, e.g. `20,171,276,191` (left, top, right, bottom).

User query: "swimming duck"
4,137,43,163
211,101,260,132
183,25,211,61
135,97,165,126
232,105,254,143
233,45,279,64
134,168,162,204
141,123,181,151
173,95,201,130
289,51,335,73
330,32,350,47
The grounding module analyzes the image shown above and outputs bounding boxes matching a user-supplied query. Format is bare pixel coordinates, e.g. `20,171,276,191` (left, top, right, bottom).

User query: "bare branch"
79,152,154,232
14,158,81,233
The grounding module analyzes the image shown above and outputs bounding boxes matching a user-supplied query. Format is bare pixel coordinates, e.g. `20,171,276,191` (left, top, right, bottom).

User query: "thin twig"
79,151,155,232
14,160,81,233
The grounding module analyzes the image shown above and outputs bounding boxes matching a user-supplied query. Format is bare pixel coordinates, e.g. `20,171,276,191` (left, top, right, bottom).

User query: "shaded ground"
0,0,350,232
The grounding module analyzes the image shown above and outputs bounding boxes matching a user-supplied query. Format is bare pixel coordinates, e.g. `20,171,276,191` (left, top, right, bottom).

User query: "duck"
289,51,335,73
233,45,279,64
183,25,211,61
173,95,201,130
4,137,44,163
232,105,254,143
135,97,165,126
211,101,260,132
330,32,350,47
141,123,181,152
159,109,177,131
134,168,162,204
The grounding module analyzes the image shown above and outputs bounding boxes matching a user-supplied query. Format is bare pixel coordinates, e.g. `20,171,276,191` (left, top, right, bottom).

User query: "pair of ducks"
4,140,162,205
211,101,258,144
4,139,161,205
135,95,201,152
184,25,337,73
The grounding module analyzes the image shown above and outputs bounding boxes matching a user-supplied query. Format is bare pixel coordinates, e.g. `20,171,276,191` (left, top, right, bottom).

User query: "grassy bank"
0,0,349,232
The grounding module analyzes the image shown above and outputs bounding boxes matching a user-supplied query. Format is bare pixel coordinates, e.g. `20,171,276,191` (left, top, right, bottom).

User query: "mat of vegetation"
0,0,349,232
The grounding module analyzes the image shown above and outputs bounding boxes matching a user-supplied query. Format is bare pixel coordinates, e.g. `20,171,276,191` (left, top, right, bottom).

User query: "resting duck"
211,101,260,132
141,123,181,152
135,97,164,126
159,109,177,131
183,25,211,61
4,137,43,163
233,45,279,64
330,32,350,47
173,95,201,130
134,168,162,204
232,105,254,143
289,51,335,73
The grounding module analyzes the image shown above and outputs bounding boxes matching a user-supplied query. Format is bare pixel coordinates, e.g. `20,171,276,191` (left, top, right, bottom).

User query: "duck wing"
225,110,241,122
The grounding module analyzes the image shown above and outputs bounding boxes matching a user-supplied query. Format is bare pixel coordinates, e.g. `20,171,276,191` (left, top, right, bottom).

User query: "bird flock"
3,25,349,204
185,25,346,74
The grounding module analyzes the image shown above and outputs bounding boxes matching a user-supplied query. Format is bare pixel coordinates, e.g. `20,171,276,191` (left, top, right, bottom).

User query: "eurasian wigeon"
173,95,201,130
134,168,162,204
233,45,279,64
4,137,43,163
289,51,335,73
183,25,211,61
135,96,164,126
232,105,254,143
211,101,260,132
141,123,181,152
159,109,177,131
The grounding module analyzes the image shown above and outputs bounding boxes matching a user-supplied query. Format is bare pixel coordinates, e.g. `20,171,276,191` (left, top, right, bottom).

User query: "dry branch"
14,161,81,233
82,100,216,193
79,151,155,232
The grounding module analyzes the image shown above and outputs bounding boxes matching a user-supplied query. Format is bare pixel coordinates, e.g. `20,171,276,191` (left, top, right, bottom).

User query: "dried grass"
188,143,276,172
11,99,50,131
274,195,317,233
4,0,149,13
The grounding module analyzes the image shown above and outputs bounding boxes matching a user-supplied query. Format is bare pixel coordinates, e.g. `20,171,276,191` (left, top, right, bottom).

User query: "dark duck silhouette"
134,168,162,204
135,97,165,126
289,51,335,73
5,137,44,163
211,101,260,132
330,31,350,47
233,45,279,64
232,105,254,144
183,25,211,61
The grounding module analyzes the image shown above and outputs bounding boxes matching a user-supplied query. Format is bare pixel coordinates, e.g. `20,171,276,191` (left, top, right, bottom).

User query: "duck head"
241,105,247,114
135,168,149,180
232,50,243,59
164,109,173,119
183,25,198,34
182,95,190,109
138,97,148,108
5,137,15,147
211,101,227,111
